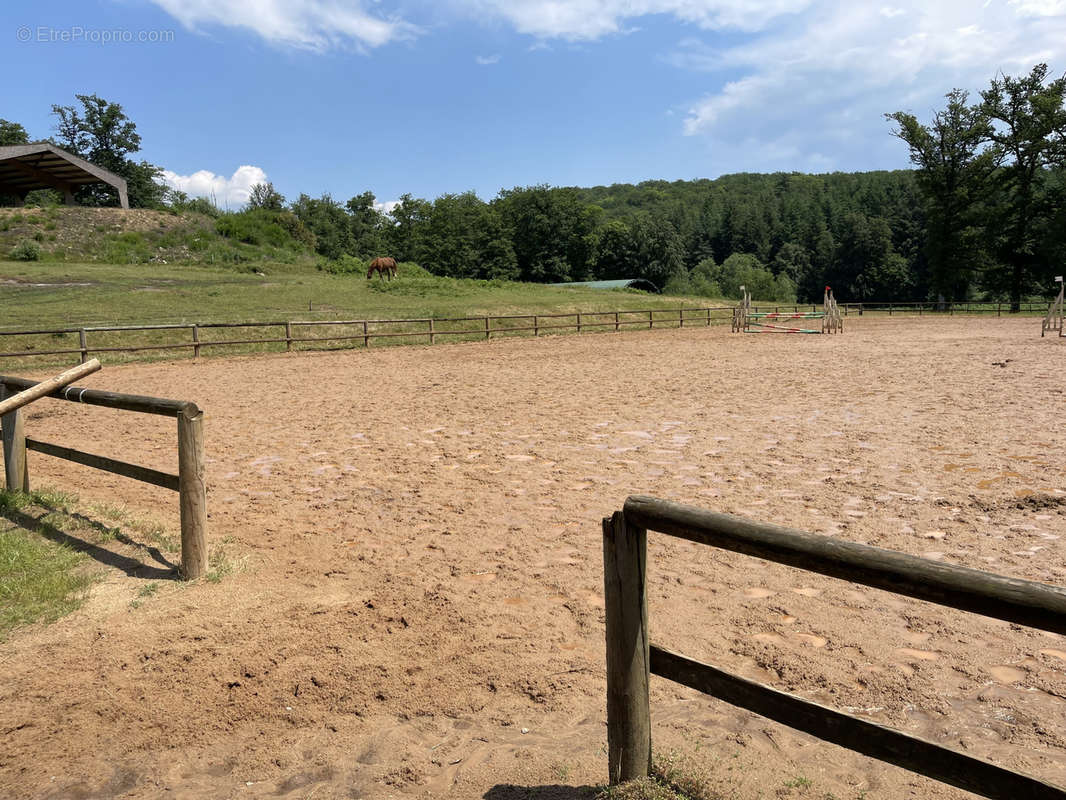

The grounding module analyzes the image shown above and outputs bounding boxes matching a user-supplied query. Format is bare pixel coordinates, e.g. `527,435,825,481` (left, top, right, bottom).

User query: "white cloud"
475,53,501,64
374,199,401,214
161,165,269,208
148,0,419,51
668,0,1066,171
461,0,811,40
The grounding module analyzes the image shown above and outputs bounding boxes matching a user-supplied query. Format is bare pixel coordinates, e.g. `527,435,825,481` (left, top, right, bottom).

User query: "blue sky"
3,1,1065,210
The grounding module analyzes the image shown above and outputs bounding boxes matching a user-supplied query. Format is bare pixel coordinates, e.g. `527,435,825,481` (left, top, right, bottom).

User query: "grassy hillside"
0,206,317,267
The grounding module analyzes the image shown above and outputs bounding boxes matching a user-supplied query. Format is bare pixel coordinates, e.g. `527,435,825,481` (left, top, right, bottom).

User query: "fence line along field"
0,316,1064,799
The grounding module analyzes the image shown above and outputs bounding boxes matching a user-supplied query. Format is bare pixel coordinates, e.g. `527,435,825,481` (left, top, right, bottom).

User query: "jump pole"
2,360,102,493
0,359,102,417
1042,276,1064,338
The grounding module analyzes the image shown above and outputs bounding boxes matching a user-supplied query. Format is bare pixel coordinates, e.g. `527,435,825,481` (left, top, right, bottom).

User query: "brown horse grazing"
367,256,398,281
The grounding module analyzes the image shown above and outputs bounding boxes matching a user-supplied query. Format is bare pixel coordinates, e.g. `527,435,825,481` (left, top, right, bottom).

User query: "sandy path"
1,317,1064,800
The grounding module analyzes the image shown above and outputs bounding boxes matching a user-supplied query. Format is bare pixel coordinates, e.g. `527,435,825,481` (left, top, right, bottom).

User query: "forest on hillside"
3,64,1064,305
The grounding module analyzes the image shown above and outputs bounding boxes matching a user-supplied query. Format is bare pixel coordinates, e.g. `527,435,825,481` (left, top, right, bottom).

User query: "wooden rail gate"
0,374,208,579
602,495,1066,798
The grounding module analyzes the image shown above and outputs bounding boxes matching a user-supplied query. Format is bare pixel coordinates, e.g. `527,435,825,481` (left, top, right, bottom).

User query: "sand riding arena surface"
1,316,1065,799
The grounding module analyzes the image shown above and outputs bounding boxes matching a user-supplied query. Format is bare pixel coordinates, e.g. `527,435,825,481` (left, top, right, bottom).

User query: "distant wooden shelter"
0,143,129,209
549,278,660,293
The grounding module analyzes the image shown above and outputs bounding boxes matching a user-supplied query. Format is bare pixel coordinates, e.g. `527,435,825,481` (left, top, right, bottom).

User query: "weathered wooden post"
648,310,653,329
177,408,208,580
428,318,435,345
1,384,29,492
192,324,201,358
363,321,369,348
615,311,620,332
534,315,539,336
577,313,582,333
78,329,88,364
679,308,684,328
603,510,651,785
485,316,491,340
285,322,293,352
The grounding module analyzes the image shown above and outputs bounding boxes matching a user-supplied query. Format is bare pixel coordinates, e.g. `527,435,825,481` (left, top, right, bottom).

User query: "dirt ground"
1,316,1065,800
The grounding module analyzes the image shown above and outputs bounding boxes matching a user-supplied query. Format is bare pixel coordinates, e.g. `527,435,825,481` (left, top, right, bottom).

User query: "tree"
980,64,1066,309
887,90,997,300
494,186,598,282
247,182,285,211
346,191,387,258
50,94,165,207
588,219,636,279
0,119,29,146
416,192,517,280
290,193,352,260
386,193,431,263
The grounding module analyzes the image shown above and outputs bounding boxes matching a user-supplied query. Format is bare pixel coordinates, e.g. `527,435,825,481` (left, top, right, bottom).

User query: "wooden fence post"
679,308,684,328
1,385,29,492
603,510,651,785
429,318,435,345
485,317,491,340
192,324,201,358
177,409,208,580
648,310,653,329
577,313,582,333
534,315,539,337
285,322,293,352
363,321,369,348
615,311,620,332
79,329,88,364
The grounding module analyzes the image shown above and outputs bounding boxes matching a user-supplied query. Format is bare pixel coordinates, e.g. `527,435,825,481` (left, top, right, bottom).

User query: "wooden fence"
602,495,1066,798
0,300,1056,365
0,307,737,363
0,374,207,579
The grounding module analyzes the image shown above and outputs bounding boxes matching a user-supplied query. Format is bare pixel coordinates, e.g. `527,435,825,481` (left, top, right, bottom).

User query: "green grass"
0,487,198,636
0,488,99,640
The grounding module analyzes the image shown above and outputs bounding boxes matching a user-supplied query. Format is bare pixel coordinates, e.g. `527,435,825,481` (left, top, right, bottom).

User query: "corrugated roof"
548,278,659,292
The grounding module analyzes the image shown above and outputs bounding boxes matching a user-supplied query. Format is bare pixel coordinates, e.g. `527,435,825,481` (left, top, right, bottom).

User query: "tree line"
3,64,1063,304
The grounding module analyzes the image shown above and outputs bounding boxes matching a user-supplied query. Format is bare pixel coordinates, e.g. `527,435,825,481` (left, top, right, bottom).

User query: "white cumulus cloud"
667,0,1066,171
148,0,419,50
374,199,401,214
161,165,269,209
458,0,811,40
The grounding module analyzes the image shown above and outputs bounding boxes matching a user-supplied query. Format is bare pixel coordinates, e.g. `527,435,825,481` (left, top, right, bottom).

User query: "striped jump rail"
746,312,826,320
744,323,821,334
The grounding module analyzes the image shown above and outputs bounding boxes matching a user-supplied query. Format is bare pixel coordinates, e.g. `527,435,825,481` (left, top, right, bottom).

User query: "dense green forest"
3,64,1064,305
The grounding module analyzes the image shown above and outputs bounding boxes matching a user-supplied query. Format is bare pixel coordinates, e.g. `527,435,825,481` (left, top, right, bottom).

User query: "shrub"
10,239,41,261
23,189,63,208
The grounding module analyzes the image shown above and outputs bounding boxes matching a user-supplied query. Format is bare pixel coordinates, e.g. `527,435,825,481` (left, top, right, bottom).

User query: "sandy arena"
1,316,1065,799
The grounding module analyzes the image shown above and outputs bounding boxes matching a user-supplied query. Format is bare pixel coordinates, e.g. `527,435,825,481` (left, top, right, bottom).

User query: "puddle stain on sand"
987,665,1026,683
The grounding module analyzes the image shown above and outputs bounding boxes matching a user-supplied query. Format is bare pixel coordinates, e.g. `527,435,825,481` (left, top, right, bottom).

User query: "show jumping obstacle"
732,285,843,334
1042,276,1064,338
0,366,208,580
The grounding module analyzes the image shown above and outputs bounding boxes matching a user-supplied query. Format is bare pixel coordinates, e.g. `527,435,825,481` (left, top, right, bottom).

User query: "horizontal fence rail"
2,298,1054,365
0,375,207,579
602,495,1066,798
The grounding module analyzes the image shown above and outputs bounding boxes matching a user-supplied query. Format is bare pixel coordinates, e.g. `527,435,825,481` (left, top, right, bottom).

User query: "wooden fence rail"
0,300,1056,364
0,375,207,579
602,494,1066,798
